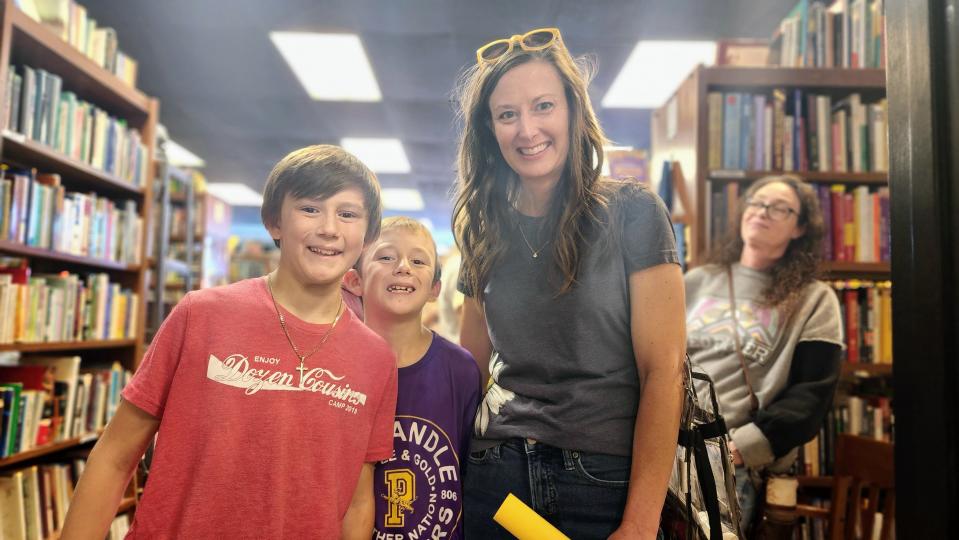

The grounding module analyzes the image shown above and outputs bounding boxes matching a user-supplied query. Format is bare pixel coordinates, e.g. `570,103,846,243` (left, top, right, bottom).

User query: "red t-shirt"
122,278,397,539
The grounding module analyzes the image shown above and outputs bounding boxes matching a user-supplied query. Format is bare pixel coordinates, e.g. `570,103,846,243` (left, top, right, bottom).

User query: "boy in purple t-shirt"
345,217,481,540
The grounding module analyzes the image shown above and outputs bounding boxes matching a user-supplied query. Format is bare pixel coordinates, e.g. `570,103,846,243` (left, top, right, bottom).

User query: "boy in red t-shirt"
61,145,399,539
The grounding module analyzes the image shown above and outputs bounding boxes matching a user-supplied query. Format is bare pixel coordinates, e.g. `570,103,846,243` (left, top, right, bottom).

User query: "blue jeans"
463,439,631,540
735,465,758,533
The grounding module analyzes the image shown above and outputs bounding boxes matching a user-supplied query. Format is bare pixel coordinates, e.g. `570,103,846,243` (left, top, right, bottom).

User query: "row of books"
771,0,885,69
832,280,892,365
819,184,889,263
706,182,890,264
0,170,143,265
0,262,141,344
16,0,139,87
799,394,893,477
708,90,888,174
3,65,149,187
0,355,128,454
0,457,129,540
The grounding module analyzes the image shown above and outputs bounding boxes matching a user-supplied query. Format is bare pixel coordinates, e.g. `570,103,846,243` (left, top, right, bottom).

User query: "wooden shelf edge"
9,7,150,115
0,338,137,353
2,131,146,196
0,239,142,272
702,66,887,89
0,430,102,469
821,261,891,275
709,169,888,184
841,362,893,376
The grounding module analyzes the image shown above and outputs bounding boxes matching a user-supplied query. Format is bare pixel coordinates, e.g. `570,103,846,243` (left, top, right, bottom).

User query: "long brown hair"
709,175,825,307
452,31,614,297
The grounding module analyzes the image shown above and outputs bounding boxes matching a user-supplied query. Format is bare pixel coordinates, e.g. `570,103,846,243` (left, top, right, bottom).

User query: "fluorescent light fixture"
205,182,264,207
381,188,424,211
341,138,411,173
270,32,381,101
164,139,205,168
602,41,716,109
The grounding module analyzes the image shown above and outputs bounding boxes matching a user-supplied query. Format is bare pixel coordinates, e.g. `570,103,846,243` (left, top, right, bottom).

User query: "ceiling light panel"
341,138,411,174
602,41,716,109
270,32,382,102
381,188,425,211
205,182,264,207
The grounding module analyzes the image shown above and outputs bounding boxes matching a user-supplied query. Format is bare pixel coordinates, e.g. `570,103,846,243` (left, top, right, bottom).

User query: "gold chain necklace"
266,274,344,376
517,221,549,258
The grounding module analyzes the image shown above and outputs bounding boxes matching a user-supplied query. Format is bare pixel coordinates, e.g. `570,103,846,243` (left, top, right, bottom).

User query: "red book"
844,288,860,363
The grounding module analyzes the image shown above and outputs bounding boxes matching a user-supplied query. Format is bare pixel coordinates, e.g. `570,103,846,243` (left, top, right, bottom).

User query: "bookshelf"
146,155,196,340
651,65,887,268
0,0,156,532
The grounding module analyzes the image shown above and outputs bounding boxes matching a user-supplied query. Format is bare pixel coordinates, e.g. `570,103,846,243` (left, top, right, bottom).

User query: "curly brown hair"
452,30,614,298
708,174,825,307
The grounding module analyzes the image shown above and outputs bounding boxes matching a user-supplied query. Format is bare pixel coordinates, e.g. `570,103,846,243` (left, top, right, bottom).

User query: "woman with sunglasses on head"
453,28,685,540
684,175,844,533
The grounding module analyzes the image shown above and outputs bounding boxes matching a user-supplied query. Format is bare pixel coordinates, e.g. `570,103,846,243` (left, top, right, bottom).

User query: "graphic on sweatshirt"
206,354,368,412
687,297,782,365
376,416,462,538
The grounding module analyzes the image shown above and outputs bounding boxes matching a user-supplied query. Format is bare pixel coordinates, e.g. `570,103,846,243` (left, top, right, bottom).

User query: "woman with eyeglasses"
453,28,685,539
685,175,844,532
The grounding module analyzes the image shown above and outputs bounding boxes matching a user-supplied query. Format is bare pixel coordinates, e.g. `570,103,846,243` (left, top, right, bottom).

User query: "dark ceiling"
82,0,794,239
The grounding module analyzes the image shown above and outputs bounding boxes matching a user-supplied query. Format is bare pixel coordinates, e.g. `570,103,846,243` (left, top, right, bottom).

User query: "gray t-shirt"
685,263,843,466
462,187,679,456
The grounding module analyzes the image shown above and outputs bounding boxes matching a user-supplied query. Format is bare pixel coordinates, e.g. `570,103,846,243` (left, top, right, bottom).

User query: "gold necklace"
517,221,549,258
266,274,344,377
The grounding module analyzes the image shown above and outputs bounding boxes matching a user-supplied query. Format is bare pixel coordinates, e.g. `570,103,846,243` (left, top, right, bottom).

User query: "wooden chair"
795,434,895,540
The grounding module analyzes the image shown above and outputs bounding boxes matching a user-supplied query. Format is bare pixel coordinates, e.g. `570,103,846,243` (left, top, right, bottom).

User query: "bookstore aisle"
0,0,151,536
0,0,957,538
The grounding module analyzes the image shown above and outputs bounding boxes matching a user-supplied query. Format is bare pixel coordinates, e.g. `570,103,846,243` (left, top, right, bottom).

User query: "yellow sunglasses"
475,28,563,64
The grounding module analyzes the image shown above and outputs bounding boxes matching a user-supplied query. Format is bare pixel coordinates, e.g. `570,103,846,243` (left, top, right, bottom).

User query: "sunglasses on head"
476,28,562,65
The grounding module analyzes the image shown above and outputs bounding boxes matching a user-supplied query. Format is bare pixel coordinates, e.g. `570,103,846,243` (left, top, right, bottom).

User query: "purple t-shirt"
373,333,481,540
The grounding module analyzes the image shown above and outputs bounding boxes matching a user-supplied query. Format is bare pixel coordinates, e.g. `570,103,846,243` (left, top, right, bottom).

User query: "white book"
20,356,80,441
763,104,773,170
817,95,832,172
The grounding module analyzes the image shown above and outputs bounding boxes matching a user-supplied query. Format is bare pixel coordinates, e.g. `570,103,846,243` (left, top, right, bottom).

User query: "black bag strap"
692,429,723,540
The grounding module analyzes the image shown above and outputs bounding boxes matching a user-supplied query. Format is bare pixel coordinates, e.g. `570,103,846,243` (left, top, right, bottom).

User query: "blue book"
740,94,753,170
754,95,767,170
722,93,742,169
794,89,804,171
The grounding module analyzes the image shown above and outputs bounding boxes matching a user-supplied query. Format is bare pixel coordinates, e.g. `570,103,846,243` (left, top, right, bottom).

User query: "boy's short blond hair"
360,216,441,284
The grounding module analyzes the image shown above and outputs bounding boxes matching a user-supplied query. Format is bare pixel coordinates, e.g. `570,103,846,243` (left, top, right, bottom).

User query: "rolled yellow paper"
493,493,570,540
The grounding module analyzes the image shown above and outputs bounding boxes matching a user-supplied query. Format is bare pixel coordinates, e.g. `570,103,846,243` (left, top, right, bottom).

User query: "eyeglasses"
744,199,800,221
476,28,562,65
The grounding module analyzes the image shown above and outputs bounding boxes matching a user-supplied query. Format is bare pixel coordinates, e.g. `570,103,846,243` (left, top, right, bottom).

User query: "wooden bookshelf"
0,0,159,522
6,5,150,120
651,65,888,267
0,338,138,352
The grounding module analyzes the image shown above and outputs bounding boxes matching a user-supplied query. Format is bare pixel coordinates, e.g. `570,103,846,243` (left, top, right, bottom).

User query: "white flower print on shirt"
475,352,515,436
